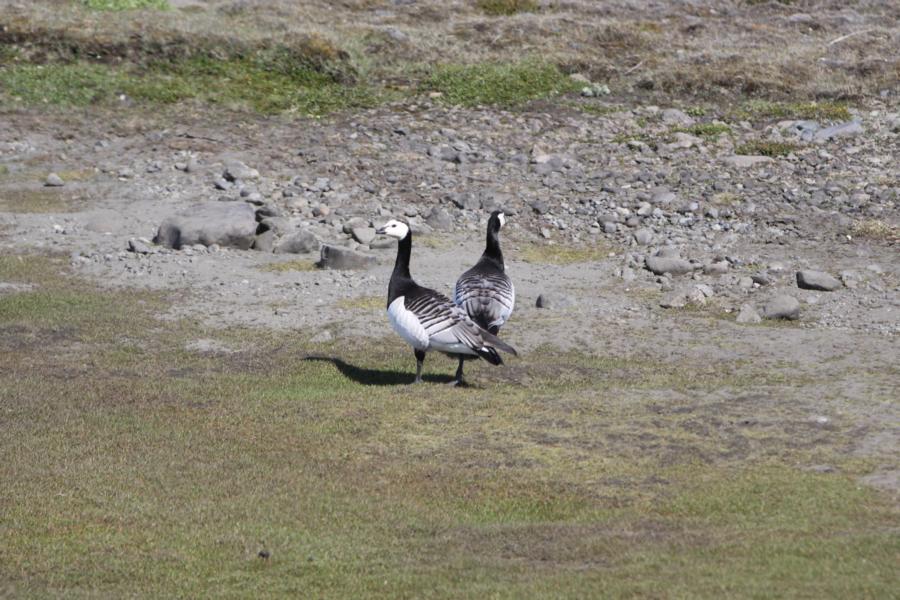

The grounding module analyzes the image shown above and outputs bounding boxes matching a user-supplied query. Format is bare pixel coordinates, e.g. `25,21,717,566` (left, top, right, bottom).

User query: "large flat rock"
154,202,257,250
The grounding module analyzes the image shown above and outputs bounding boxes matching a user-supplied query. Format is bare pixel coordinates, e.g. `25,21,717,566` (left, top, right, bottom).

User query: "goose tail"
475,345,504,366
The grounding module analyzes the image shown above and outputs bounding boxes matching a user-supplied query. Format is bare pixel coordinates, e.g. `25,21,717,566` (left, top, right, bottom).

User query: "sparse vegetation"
0,188,83,213
337,295,384,311
425,61,579,107
477,0,538,16
260,259,318,272
851,219,899,242
520,242,610,265
735,100,852,122
82,0,169,9
735,140,799,157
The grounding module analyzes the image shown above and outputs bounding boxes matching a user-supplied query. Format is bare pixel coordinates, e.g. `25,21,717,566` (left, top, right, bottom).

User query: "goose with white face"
375,220,409,239
497,212,506,228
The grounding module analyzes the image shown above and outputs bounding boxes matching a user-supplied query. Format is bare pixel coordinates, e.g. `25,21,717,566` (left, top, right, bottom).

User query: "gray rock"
814,121,863,142
723,155,774,168
223,160,259,182
425,207,453,231
154,202,257,250
704,260,730,275
259,217,291,235
651,189,677,205
351,226,376,245
127,238,154,254
761,295,801,320
448,192,481,211
535,293,574,309
318,245,377,270
659,290,688,309
429,145,460,163
275,229,319,254
736,303,762,324
603,222,617,234
796,270,842,291
253,230,275,252
45,173,65,187
645,255,695,276
633,228,653,245
369,237,397,250
661,108,694,126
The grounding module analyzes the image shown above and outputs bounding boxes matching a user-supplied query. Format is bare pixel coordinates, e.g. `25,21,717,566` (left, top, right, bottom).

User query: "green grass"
735,100,851,122
1,254,898,597
670,123,732,139
735,140,800,157
425,61,580,108
0,57,385,116
477,0,539,16
81,0,169,9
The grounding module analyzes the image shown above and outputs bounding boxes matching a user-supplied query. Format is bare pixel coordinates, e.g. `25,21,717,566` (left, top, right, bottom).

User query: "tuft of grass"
850,219,899,242
81,0,169,10
425,61,580,107
520,242,609,265
735,140,799,157
670,123,731,139
477,0,538,16
259,259,318,273
735,100,851,122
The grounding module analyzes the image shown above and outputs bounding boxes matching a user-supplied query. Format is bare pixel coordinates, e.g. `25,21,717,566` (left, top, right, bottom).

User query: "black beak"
375,226,387,235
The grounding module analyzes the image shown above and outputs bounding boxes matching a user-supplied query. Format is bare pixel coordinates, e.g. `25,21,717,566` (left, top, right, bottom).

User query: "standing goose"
452,210,515,384
375,219,516,385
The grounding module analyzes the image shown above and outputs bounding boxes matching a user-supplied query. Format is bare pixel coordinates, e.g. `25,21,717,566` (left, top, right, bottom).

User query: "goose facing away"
453,210,515,335
375,219,516,385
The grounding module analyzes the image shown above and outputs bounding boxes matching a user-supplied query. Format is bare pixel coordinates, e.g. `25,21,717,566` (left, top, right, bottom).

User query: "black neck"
388,231,412,304
483,225,504,267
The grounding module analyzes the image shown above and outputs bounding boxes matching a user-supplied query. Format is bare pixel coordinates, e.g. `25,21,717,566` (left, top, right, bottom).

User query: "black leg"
413,349,425,384
448,355,465,387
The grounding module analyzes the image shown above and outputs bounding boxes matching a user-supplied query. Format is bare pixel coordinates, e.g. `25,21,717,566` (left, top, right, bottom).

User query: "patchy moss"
851,219,899,242
425,61,579,107
477,0,539,16
735,141,799,157
259,259,318,273
520,242,610,265
735,100,851,122
670,123,732,139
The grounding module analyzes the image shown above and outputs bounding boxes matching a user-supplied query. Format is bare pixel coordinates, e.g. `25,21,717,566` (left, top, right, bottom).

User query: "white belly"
387,296,429,351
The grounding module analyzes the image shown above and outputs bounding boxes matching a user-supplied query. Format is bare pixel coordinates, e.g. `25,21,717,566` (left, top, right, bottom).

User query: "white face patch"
498,213,506,228
379,219,410,240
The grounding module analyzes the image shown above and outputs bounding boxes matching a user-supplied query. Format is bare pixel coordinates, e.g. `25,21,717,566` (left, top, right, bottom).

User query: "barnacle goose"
452,210,515,384
375,219,516,385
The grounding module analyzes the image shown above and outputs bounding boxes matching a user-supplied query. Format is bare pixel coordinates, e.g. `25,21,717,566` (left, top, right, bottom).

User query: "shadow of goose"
303,356,455,386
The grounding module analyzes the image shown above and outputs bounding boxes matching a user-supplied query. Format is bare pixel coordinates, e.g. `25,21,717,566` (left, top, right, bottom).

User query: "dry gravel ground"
1,0,899,597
